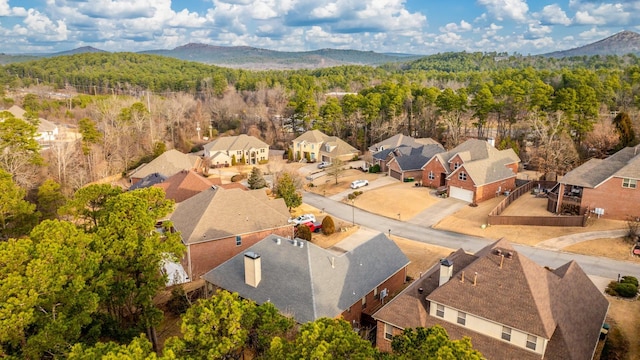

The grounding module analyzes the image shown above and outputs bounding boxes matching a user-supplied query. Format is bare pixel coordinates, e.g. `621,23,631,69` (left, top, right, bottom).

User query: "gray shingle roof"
130,149,200,179
129,173,167,190
322,136,359,157
560,146,640,188
373,238,608,360
455,156,517,186
203,229,410,323
393,144,445,171
203,134,268,153
369,134,440,152
170,187,290,244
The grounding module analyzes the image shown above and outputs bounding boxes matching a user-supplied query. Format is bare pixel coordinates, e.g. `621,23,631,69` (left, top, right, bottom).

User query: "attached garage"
449,186,474,202
390,169,402,180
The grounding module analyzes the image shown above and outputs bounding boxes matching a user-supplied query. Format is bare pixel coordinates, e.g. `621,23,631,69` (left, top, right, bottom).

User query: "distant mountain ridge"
543,30,640,57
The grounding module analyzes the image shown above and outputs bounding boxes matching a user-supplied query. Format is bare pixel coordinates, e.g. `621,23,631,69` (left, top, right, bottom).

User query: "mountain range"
1,30,639,69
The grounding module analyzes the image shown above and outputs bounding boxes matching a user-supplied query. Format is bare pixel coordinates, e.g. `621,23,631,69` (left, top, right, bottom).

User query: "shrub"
231,174,245,182
287,149,293,162
167,286,190,315
322,216,336,235
296,224,312,241
606,280,639,298
231,154,237,166
369,164,381,173
621,276,639,287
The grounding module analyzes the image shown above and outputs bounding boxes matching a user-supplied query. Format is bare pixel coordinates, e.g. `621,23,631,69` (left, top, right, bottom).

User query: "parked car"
317,161,332,169
288,213,316,225
350,180,369,189
299,221,323,233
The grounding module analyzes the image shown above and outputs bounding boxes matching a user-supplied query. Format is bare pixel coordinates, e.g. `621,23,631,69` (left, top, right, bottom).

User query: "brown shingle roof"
130,149,201,179
560,146,640,188
154,170,221,203
373,238,608,360
170,187,290,244
203,134,268,153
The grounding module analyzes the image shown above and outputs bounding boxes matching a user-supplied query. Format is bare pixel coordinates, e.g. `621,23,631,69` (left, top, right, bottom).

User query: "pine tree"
247,167,267,189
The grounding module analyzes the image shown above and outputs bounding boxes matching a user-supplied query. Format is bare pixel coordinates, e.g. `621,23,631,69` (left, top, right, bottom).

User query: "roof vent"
506,251,513,259
293,239,298,246
495,249,502,256
299,241,304,248
276,237,281,245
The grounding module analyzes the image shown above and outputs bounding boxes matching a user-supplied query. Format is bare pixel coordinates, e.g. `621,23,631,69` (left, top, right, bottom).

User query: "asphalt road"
303,192,640,279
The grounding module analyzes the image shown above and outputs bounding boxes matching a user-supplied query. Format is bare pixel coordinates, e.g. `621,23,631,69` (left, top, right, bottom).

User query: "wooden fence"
487,181,588,227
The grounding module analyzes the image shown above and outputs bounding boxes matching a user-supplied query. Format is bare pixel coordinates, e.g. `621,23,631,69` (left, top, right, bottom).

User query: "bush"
231,174,246,182
606,280,639,298
167,286,190,315
296,224,312,241
621,276,639,287
322,216,336,235
369,164,381,173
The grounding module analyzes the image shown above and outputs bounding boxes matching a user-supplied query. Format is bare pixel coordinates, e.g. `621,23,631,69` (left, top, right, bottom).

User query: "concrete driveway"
408,195,468,227
328,176,398,201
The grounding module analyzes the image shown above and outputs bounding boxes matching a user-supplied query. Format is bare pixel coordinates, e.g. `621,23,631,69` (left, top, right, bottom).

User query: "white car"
317,161,332,169
288,213,316,225
350,180,369,189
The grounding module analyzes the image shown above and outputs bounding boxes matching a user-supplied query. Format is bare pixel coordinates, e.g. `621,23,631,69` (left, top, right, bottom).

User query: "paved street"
303,192,640,279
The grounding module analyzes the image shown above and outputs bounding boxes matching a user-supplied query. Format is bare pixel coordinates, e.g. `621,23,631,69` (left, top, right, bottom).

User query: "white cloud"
538,4,572,26
0,0,26,16
525,22,552,39
440,20,473,33
477,0,529,22
18,9,68,41
571,2,631,25
579,27,611,39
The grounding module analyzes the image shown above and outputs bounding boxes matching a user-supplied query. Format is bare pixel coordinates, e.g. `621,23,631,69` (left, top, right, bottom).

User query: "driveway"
328,176,397,201
302,192,640,280
408,194,468,227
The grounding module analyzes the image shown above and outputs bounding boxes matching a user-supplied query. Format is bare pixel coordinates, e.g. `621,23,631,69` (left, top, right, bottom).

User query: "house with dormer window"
291,130,359,163
203,134,269,167
421,139,520,203
373,239,608,360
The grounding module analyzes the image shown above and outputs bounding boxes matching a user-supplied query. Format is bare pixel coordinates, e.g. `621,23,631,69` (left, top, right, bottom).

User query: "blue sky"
3,0,639,55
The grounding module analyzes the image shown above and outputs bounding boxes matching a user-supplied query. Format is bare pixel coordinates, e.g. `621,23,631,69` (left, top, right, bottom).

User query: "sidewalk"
536,229,628,250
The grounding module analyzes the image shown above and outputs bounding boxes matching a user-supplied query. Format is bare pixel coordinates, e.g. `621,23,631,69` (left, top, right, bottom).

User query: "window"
623,178,637,189
384,323,394,340
374,287,378,299
501,327,511,342
237,150,242,155
436,304,444,318
457,311,466,325
362,297,367,309
235,235,242,246
458,172,467,181
454,162,460,169
526,335,537,350
260,148,265,153
311,144,314,149
428,171,435,180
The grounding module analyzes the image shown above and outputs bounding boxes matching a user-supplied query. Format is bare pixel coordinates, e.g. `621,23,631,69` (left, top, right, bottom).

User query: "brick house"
203,228,409,325
203,134,269,167
129,149,202,185
384,144,445,182
369,134,442,173
421,139,520,203
547,146,640,220
169,187,292,279
290,129,359,163
373,238,608,360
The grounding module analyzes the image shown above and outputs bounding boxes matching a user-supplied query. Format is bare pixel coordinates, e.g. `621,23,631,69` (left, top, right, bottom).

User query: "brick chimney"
439,259,454,286
244,252,261,288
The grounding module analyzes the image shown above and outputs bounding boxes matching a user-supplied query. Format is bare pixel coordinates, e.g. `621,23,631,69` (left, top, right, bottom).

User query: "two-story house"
203,134,269,167
547,145,640,220
373,238,608,360
421,139,520,203
291,130,359,163
203,228,409,326
129,149,202,185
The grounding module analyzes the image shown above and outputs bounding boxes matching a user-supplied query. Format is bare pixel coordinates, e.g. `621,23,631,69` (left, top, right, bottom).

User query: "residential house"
421,139,520,203
291,130,359,163
170,187,292,279
203,134,269,167
203,228,410,325
129,173,167,191
370,135,443,175
373,238,608,360
4,105,59,143
153,169,218,202
547,146,640,220
128,149,201,185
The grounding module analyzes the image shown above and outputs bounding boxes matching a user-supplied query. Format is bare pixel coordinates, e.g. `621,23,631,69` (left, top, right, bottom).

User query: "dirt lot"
606,297,640,360
307,169,384,196
433,196,626,246
352,182,439,220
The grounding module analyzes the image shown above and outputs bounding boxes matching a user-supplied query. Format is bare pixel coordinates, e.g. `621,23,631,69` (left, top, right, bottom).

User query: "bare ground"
352,182,440,220
565,237,640,263
307,170,384,196
606,297,640,360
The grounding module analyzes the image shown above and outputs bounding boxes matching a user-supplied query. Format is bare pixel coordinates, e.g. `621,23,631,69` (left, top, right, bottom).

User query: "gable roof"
203,229,410,323
5,105,58,134
293,129,328,143
170,187,290,244
369,134,440,152
451,156,518,186
391,144,445,171
322,136,359,157
154,169,221,203
374,238,608,360
203,134,268,153
130,149,201,180
560,146,640,188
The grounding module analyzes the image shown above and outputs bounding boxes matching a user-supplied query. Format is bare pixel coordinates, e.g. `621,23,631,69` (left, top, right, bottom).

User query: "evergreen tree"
273,172,302,210
247,167,267,189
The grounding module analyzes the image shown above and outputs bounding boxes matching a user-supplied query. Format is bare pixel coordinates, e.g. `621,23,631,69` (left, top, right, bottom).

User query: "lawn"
351,182,440,220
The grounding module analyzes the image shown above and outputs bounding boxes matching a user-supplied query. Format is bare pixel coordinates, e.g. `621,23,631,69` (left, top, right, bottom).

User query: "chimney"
331,256,335,269
500,254,505,269
244,252,261,288
473,272,478,286
438,259,454,286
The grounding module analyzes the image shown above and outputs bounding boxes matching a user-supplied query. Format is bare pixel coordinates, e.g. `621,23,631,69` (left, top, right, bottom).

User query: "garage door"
390,169,402,180
449,186,474,202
